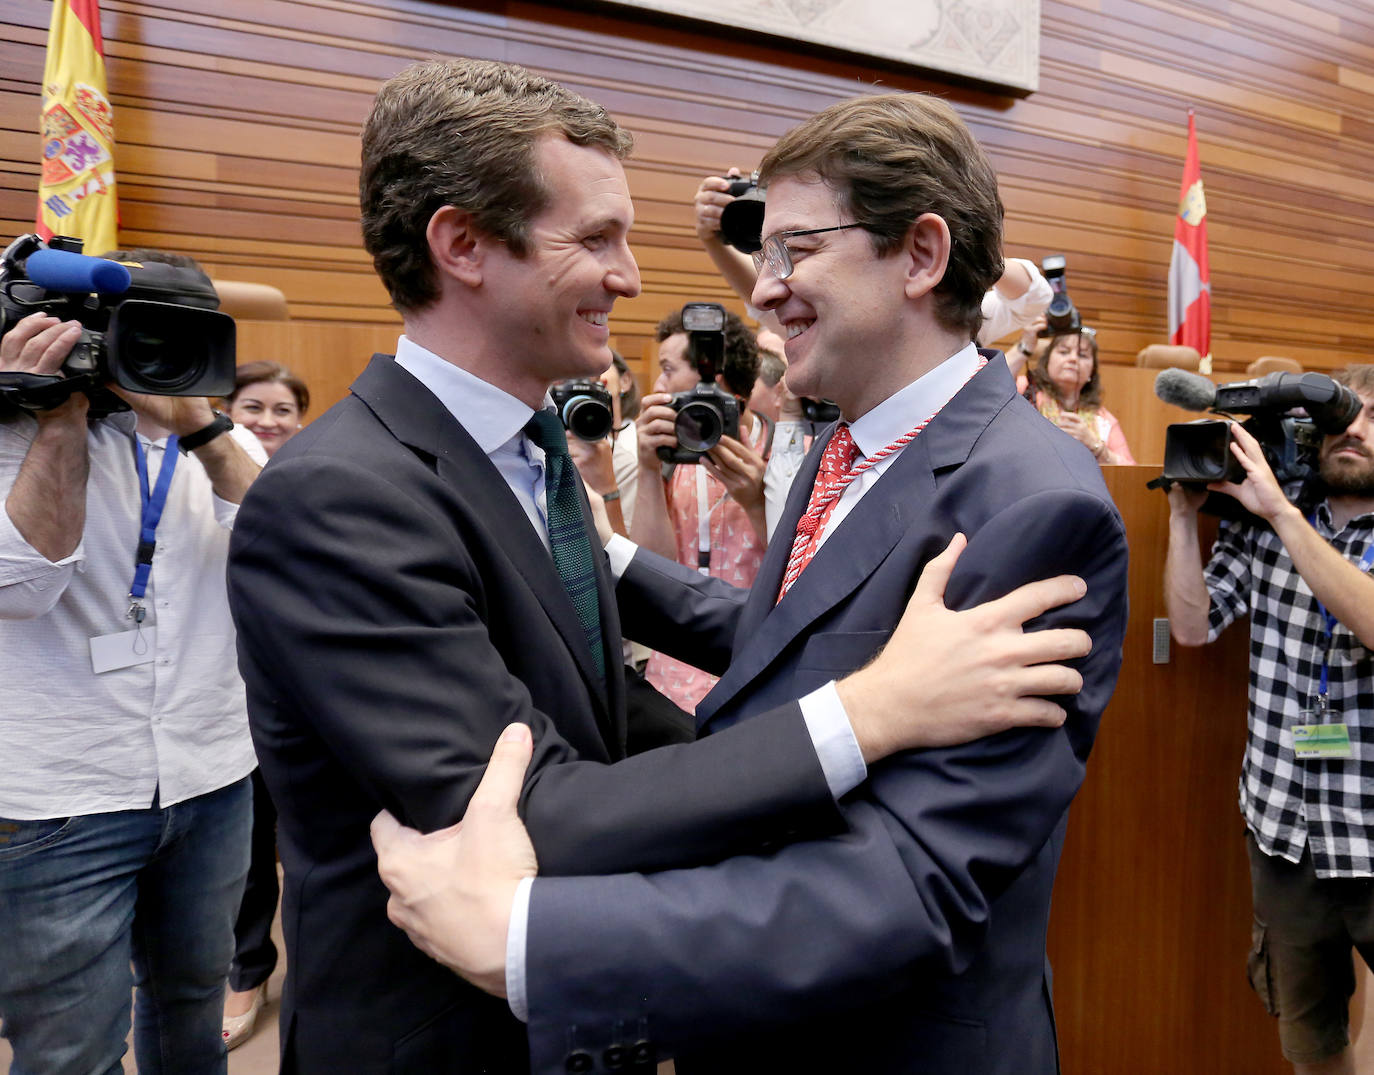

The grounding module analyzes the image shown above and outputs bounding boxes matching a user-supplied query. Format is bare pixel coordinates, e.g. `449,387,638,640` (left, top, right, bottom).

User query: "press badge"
90,626,157,674
1293,715,1354,760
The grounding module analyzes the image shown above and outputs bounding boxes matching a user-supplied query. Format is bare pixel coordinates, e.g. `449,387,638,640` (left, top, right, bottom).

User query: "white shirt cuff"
605,533,638,580
506,875,534,1023
798,680,868,798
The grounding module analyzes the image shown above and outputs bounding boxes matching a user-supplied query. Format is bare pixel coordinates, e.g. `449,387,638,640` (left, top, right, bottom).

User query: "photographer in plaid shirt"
1166,364,1374,1074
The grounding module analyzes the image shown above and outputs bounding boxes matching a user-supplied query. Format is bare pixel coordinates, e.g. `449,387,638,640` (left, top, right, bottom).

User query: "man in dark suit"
372,91,1129,1074
230,60,1095,1073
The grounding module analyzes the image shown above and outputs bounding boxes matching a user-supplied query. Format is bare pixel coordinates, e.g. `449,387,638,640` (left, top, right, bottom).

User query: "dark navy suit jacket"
524,355,1129,1074
227,355,844,1074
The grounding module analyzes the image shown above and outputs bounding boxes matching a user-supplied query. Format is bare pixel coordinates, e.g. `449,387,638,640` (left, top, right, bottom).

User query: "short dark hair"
360,58,633,312
227,360,310,416
655,307,761,399
610,349,640,421
99,248,211,287
758,92,1003,340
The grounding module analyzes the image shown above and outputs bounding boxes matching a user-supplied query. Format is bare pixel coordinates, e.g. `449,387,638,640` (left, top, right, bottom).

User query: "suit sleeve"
522,487,1128,1067
613,545,751,674
228,454,842,878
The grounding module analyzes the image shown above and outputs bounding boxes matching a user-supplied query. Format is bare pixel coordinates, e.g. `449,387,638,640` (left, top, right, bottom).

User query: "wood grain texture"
6,0,1374,386
1048,468,1287,1073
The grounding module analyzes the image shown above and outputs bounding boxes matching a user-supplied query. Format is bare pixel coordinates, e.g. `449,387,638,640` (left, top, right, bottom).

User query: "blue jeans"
0,776,251,1075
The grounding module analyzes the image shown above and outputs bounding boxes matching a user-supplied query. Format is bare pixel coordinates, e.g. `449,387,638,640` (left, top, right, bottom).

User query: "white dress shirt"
0,411,264,817
976,257,1052,346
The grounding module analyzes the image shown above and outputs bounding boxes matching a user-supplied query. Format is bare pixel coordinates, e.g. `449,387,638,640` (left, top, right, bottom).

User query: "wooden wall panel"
1049,467,1286,1073
7,0,1374,379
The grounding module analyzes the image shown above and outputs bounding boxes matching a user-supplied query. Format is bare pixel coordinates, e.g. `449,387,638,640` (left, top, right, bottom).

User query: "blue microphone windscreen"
27,249,132,295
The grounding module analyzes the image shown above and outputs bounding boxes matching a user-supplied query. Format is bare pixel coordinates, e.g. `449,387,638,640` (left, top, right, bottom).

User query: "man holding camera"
1165,365,1374,1074
369,83,1129,1075
632,306,771,711
0,258,264,1075
228,58,1108,1073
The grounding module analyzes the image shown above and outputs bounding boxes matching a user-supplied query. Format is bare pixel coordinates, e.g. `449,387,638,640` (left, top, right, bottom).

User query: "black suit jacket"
524,356,1129,1074
227,355,843,1073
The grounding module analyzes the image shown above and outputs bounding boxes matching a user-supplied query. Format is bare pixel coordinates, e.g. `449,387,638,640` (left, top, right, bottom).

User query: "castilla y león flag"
1168,110,1210,357
36,0,119,257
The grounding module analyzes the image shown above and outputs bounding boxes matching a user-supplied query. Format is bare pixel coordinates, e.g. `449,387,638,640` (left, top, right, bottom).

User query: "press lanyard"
128,434,179,622
1307,511,1374,703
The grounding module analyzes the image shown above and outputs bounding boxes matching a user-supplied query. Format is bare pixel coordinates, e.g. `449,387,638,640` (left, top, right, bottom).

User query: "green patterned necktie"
523,410,606,679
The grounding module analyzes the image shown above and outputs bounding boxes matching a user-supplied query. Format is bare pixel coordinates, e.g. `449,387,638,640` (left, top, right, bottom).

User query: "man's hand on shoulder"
372,722,539,997
838,534,1091,763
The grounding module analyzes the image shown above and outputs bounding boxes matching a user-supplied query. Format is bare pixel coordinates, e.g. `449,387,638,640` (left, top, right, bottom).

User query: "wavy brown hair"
758,92,1004,340
360,58,633,312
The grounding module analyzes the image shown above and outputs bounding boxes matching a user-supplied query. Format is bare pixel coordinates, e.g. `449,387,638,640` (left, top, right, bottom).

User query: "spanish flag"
36,0,118,257
1168,110,1210,361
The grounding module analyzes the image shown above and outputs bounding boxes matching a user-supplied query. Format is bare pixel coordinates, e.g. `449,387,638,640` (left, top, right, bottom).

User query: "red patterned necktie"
774,357,988,603
776,424,859,602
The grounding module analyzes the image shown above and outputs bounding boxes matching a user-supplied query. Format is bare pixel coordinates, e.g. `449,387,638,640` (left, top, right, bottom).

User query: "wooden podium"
1047,466,1287,1073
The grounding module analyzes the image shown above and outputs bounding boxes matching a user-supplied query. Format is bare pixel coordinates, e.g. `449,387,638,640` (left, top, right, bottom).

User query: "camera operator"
633,307,769,710
0,255,264,1073
1165,364,1374,1074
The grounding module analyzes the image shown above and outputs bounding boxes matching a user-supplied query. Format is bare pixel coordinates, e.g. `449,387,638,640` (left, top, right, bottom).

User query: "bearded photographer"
0,269,263,1073
1165,364,1374,1075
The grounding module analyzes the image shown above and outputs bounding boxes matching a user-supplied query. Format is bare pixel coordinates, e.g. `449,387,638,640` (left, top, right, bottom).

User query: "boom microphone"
1153,367,1217,411
25,248,131,295
1154,368,1360,435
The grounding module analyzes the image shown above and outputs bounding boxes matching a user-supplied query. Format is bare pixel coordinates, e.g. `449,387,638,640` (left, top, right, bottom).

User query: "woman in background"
1024,327,1135,465
220,360,309,1048
225,361,309,458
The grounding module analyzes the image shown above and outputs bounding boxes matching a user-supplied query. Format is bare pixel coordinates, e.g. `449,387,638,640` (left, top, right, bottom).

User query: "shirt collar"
846,343,981,459
394,335,540,455
1315,498,1374,533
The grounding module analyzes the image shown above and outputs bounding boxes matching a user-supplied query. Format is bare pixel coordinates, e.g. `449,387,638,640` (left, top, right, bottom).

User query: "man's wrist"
1265,498,1306,530
834,669,887,765
177,410,233,452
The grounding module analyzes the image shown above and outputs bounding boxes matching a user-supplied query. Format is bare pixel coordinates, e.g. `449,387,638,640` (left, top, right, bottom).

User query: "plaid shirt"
1205,497,1374,877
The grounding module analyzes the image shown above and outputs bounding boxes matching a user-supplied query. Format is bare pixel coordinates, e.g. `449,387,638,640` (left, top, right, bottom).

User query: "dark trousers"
228,768,280,993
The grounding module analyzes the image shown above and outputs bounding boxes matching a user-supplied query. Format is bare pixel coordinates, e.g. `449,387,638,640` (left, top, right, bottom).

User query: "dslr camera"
658,302,740,464
1038,254,1082,337
718,171,766,255
0,234,235,414
550,378,614,442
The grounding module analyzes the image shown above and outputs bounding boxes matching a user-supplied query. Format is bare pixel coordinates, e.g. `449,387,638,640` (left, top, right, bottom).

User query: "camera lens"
563,395,613,442
675,400,724,453
123,329,193,388
105,301,236,397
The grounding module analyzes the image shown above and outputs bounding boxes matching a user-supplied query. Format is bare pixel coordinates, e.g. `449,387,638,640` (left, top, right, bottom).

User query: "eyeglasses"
751,224,865,281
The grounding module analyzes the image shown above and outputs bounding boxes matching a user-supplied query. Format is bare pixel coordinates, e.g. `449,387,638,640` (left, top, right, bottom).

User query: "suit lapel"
350,356,617,740
696,356,1014,730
